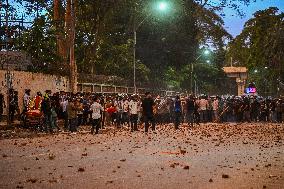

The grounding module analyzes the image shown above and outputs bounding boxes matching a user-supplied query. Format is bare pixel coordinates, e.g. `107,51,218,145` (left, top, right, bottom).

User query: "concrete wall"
0,70,69,114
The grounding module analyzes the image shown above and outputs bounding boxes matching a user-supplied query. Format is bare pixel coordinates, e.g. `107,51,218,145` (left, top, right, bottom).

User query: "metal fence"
77,82,177,96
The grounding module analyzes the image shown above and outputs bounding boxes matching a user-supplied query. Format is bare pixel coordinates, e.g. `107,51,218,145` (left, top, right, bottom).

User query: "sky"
222,0,284,37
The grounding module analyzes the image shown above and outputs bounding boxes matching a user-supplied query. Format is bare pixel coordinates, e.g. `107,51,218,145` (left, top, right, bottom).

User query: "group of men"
1,89,283,134
19,90,157,134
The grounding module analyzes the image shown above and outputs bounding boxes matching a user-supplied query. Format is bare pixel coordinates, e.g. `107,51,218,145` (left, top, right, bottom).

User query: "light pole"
133,1,169,94
4,0,11,127
190,49,210,95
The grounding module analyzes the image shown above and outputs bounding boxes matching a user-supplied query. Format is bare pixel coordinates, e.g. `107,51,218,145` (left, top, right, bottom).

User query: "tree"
7,0,267,93
227,7,284,96
15,16,63,74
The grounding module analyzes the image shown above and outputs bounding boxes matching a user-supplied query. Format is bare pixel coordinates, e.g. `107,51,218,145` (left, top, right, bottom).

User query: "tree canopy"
227,7,284,96
1,0,280,95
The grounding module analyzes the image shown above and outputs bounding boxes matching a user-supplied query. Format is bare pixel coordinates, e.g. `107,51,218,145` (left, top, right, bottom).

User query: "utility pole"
194,80,197,96
5,0,11,127
132,5,137,94
133,26,136,94
190,63,193,94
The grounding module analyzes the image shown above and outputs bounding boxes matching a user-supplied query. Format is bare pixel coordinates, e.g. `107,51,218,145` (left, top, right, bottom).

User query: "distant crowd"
0,89,283,133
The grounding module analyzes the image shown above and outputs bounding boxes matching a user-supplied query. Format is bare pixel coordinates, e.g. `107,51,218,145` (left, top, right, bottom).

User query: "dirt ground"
0,122,283,189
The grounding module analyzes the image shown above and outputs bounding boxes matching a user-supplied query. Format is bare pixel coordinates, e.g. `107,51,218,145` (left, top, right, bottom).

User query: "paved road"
0,123,283,189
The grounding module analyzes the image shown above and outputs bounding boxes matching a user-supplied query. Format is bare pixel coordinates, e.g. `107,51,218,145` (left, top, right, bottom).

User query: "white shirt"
61,100,68,112
123,100,129,112
115,100,123,112
199,99,208,111
129,100,139,115
212,99,219,111
90,102,104,119
23,93,30,108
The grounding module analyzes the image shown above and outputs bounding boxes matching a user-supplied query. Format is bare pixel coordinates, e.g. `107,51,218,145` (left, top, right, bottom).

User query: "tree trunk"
54,0,68,71
69,0,77,93
54,0,60,21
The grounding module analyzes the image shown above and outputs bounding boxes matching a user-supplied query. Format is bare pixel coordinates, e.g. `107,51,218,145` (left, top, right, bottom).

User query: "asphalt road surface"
0,123,283,189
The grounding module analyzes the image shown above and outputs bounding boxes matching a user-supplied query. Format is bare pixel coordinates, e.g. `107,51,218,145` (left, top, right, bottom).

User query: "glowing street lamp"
191,49,210,94
158,2,168,11
204,49,210,55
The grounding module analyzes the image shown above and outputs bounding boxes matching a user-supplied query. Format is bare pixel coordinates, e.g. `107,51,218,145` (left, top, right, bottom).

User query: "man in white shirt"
198,96,209,123
23,89,31,112
129,95,139,131
61,97,69,130
90,97,104,134
212,97,219,122
115,97,123,127
122,97,129,126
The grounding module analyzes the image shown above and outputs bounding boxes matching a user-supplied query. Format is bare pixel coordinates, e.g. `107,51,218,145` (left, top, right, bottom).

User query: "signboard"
246,87,257,94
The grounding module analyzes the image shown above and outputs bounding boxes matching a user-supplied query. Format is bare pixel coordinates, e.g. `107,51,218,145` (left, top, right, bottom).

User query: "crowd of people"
0,89,283,134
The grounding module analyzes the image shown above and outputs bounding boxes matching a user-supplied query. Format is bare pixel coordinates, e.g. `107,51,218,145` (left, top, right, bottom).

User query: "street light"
204,49,210,55
133,1,169,94
158,2,168,11
190,49,210,95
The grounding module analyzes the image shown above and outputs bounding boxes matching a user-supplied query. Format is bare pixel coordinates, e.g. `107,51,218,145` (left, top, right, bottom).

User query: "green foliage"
15,16,64,74
6,0,263,93
164,66,184,90
227,7,284,96
95,39,150,82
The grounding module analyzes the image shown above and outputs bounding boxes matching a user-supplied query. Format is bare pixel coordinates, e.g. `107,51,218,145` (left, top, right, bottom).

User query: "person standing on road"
174,95,182,130
141,92,156,133
242,97,251,122
129,95,139,132
67,98,78,133
61,97,69,131
90,96,104,134
41,96,52,132
198,96,208,123
115,96,123,128
122,97,130,127
0,93,5,122
275,99,283,123
51,100,60,131
34,92,42,110
23,89,31,113
250,97,259,122
76,98,83,127
186,95,195,127
82,94,90,126
212,97,219,122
